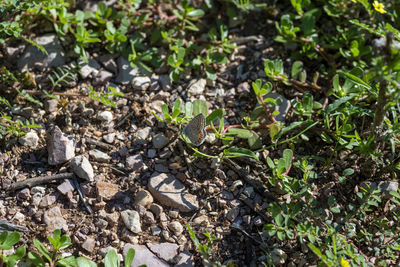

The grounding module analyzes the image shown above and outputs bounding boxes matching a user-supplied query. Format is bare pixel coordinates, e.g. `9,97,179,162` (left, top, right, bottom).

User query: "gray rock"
115,57,138,84
126,154,145,171
132,76,151,90
134,190,153,208
96,181,119,200
226,207,240,222
19,131,39,148
78,58,100,79
17,34,65,72
168,210,179,219
81,237,96,253
98,54,118,74
39,193,57,208
47,125,75,165
70,155,94,181
161,230,169,240
187,79,206,96
97,110,113,122
147,149,157,159
147,242,179,263
155,163,169,173
89,149,111,163
152,133,169,149
93,70,113,85
121,210,142,233
264,93,291,122
123,244,169,267
103,133,115,144
168,221,183,236
271,248,287,265
174,250,195,267
159,75,171,91
134,127,152,143
150,203,163,218
142,211,156,224
151,226,162,236
12,212,25,223
43,206,68,232
45,99,59,113
17,188,30,200
378,181,399,198
148,172,199,212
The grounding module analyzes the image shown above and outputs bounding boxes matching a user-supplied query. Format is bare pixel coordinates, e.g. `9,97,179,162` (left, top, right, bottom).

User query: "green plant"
49,66,78,91
28,229,76,267
187,224,221,267
88,85,124,108
0,231,25,267
155,99,259,160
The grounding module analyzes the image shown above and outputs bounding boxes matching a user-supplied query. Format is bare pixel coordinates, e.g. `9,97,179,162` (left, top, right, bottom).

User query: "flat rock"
70,155,94,181
39,193,57,208
132,76,151,90
152,133,169,149
121,210,141,233
187,79,206,96
46,125,75,165
57,179,75,195
17,33,65,72
147,242,179,263
134,189,153,208
19,131,39,148
96,181,119,200
43,206,68,232
148,172,199,212
115,57,138,84
89,149,111,163
174,250,195,267
81,237,96,253
126,154,145,171
78,58,100,79
123,244,169,267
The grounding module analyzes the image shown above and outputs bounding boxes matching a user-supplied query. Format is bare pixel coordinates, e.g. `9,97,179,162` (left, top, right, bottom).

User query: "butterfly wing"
183,113,206,146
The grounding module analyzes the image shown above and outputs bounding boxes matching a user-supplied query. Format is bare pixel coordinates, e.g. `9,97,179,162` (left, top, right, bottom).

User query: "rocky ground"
0,13,297,266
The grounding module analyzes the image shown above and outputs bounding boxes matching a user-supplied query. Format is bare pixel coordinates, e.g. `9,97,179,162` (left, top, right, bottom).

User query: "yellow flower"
341,258,350,267
373,1,387,14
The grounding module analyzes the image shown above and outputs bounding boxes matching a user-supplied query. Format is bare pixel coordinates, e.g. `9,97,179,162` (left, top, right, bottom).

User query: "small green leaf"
291,61,303,79
206,109,223,126
192,100,208,116
227,128,253,138
124,248,135,267
342,168,354,176
104,249,119,267
33,239,52,262
172,99,182,119
28,252,46,267
0,231,20,250
224,147,259,160
162,103,171,120
76,257,97,267
187,9,205,17
185,102,193,117
338,71,372,91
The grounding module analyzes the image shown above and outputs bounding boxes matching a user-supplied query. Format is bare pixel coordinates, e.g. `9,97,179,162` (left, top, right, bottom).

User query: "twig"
7,173,75,192
0,220,29,232
72,178,93,214
115,110,135,128
86,137,116,151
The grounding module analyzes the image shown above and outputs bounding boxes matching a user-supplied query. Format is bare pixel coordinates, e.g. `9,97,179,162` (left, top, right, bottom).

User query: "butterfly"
183,113,207,146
